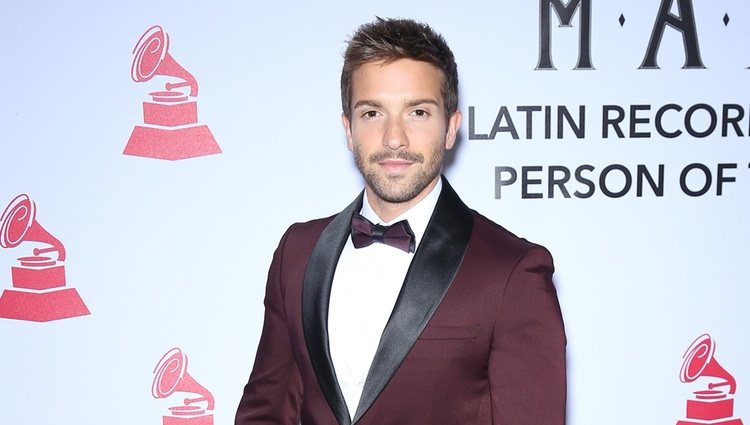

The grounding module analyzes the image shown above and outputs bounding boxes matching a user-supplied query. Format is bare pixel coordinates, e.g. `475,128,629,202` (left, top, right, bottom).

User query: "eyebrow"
352,98,440,110
352,100,382,110
405,98,440,108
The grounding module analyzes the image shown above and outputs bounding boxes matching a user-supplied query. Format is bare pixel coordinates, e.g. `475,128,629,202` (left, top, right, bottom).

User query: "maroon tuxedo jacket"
236,178,566,425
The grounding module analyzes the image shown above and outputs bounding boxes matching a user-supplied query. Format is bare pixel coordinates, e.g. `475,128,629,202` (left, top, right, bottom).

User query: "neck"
365,177,440,223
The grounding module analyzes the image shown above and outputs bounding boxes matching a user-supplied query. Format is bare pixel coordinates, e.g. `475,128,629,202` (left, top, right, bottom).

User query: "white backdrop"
1,1,748,424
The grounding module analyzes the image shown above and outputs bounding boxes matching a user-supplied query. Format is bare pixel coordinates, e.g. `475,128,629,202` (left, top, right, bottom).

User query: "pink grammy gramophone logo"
124,25,221,160
676,334,744,425
0,194,89,322
152,347,214,425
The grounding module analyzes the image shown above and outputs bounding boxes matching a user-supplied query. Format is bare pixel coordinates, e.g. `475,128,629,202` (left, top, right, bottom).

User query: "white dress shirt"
327,179,442,418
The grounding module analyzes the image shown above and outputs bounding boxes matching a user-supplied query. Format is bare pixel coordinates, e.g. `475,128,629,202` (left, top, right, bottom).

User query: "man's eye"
412,109,429,117
362,110,379,118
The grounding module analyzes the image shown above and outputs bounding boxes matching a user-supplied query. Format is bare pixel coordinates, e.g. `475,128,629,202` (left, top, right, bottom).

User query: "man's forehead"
350,59,445,100
352,58,444,76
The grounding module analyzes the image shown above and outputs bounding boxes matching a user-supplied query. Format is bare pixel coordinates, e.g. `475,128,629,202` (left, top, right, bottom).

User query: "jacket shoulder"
469,211,553,263
274,215,337,258
286,215,335,239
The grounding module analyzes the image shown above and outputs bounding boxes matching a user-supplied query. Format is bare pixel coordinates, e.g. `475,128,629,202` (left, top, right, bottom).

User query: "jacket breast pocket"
412,325,482,361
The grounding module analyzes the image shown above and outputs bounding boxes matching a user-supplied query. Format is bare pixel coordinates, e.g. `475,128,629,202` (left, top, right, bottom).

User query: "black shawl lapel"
302,193,364,425
352,177,474,423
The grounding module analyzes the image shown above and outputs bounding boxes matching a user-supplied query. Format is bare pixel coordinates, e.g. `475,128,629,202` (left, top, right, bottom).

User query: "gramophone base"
163,414,213,425
124,125,221,160
12,264,66,290
684,398,736,421
0,287,90,322
677,419,744,425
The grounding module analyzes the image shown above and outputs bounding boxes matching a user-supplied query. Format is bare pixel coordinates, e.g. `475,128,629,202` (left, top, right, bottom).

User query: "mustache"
369,150,425,164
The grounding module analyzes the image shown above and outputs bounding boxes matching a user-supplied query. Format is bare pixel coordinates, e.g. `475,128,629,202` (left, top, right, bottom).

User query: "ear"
342,113,354,151
445,110,462,150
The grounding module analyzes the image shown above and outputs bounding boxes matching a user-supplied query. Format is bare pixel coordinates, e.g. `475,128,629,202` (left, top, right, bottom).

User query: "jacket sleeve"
489,245,567,425
235,226,303,425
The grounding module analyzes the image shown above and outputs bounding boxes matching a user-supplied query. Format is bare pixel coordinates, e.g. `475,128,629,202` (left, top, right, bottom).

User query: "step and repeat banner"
1,1,748,424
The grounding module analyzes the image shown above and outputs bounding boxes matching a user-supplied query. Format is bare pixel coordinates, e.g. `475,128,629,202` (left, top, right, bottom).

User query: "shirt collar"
359,178,442,249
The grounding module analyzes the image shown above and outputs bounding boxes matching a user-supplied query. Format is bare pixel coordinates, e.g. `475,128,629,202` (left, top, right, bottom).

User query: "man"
236,18,566,425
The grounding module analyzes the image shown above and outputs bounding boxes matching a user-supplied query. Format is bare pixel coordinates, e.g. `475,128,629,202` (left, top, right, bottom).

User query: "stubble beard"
354,144,445,204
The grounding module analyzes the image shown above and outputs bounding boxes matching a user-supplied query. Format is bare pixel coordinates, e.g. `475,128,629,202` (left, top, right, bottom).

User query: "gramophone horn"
0,194,35,249
0,194,66,261
680,333,737,394
152,348,215,410
131,25,198,97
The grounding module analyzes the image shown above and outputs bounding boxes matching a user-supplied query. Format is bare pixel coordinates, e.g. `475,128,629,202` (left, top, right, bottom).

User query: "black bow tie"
350,212,416,253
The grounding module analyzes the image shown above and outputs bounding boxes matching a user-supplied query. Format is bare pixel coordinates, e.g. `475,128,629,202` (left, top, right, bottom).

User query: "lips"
378,159,414,173
369,151,424,164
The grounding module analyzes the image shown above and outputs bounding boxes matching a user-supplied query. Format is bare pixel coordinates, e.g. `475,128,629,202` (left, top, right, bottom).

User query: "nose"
382,117,408,150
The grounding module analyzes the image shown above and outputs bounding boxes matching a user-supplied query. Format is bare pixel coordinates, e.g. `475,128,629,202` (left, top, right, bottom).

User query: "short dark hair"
341,17,459,120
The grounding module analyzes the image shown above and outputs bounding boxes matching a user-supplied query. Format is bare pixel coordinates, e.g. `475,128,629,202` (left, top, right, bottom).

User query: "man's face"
342,58,461,207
